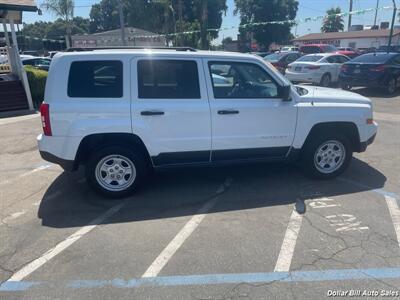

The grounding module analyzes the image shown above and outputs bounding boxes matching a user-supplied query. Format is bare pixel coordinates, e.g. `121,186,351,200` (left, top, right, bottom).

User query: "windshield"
297,55,323,62
264,53,284,62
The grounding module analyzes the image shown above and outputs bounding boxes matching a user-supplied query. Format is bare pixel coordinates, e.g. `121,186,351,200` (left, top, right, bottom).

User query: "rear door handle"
140,110,165,116
218,109,239,115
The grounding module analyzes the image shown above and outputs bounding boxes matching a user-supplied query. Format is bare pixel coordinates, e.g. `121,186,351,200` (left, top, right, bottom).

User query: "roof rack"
66,46,197,52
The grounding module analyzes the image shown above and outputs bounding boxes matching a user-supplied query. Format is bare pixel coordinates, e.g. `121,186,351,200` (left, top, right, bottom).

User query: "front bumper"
358,132,376,152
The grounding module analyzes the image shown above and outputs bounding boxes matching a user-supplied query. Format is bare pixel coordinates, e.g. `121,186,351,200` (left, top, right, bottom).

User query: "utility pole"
387,0,397,53
178,0,183,46
348,0,353,31
118,0,126,46
200,0,208,50
374,0,380,26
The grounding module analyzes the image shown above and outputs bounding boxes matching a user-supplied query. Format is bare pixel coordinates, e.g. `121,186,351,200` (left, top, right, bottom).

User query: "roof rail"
66,46,197,52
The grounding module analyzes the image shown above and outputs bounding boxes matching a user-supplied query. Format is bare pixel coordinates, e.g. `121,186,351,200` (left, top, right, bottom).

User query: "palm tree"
41,0,74,47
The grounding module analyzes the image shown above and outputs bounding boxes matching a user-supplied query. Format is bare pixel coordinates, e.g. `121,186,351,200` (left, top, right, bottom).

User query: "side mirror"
279,85,292,101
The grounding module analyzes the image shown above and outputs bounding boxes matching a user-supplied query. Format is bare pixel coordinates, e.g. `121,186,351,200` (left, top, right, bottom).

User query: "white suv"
37,48,377,198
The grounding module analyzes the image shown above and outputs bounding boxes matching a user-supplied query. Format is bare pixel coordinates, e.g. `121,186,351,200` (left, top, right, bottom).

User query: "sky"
18,0,398,43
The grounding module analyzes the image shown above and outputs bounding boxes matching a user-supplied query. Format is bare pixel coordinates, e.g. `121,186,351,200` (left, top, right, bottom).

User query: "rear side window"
138,60,200,99
301,46,321,54
68,60,123,98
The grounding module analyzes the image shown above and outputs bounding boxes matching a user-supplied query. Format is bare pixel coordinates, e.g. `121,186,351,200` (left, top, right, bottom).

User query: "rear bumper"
39,151,75,171
286,71,321,84
37,134,80,171
339,74,385,88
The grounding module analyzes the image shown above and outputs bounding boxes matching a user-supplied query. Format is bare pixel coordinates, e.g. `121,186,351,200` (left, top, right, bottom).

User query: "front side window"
68,60,123,98
137,60,200,99
209,62,279,99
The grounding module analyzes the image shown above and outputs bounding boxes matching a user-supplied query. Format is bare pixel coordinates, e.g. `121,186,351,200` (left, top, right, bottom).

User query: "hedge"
24,66,48,108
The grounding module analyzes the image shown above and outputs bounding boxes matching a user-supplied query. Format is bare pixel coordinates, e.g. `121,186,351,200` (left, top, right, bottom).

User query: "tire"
386,77,397,95
340,82,352,91
319,73,331,87
301,134,353,179
85,146,148,198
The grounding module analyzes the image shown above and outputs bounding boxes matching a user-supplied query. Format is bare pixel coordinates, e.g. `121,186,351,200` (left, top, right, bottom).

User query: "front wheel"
85,146,147,198
301,134,353,179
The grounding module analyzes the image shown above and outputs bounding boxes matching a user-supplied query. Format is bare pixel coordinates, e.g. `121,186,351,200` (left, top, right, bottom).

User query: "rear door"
130,56,211,167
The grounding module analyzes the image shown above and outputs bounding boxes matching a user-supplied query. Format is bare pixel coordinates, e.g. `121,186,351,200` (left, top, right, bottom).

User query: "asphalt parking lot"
0,88,399,299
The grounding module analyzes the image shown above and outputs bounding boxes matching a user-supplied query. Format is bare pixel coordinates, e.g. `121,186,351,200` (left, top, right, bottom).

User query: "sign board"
0,10,22,24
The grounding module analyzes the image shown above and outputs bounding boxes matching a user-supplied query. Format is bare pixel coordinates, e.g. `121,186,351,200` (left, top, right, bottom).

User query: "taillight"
306,65,320,70
341,65,349,72
370,65,385,72
40,103,52,136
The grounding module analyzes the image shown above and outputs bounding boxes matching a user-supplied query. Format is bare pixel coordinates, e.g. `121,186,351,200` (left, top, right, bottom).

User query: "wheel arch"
302,122,361,152
75,133,153,168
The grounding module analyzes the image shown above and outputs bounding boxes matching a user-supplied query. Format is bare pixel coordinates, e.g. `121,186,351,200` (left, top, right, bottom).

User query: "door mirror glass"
279,85,292,101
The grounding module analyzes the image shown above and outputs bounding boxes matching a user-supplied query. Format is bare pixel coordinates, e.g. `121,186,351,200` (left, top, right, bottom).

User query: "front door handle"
141,110,165,116
218,109,239,115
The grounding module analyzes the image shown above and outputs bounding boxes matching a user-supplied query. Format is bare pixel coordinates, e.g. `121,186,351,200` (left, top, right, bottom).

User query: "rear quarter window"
68,60,123,98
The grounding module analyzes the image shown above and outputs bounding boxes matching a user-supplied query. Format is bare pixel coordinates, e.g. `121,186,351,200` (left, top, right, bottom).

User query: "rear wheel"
86,146,147,198
320,73,331,87
386,77,397,95
302,134,353,179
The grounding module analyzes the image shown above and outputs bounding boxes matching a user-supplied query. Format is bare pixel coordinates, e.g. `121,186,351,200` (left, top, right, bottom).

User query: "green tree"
234,0,298,50
89,0,120,33
222,36,233,45
41,0,74,46
88,0,227,49
321,7,344,33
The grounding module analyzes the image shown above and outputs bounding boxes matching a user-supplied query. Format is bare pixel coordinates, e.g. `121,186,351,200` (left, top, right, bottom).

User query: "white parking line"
274,207,303,272
0,114,39,126
1,211,27,224
385,195,400,247
142,178,232,278
3,202,125,282
0,163,53,186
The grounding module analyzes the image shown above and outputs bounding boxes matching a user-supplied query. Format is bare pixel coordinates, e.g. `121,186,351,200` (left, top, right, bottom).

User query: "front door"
204,59,297,162
130,57,211,166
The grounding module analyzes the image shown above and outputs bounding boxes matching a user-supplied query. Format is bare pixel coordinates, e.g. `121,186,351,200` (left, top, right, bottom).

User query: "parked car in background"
335,47,360,59
22,57,51,71
358,47,377,54
339,52,400,94
22,50,39,56
281,46,299,52
377,45,400,53
264,51,301,74
251,52,270,58
47,51,59,58
286,53,350,87
300,44,337,54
